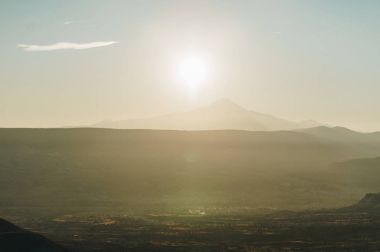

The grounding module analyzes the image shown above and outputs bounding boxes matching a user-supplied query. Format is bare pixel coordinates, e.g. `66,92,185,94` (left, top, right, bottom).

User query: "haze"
1,0,380,131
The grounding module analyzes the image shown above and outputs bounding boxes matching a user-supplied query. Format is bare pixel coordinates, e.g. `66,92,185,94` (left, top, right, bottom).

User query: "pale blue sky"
1,0,380,130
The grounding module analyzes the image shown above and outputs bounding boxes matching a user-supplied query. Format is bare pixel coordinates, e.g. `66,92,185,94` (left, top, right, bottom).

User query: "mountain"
0,218,66,252
92,99,322,131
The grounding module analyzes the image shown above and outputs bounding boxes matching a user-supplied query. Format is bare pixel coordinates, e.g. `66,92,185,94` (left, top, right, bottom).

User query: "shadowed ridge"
0,218,22,233
342,193,380,212
0,218,67,252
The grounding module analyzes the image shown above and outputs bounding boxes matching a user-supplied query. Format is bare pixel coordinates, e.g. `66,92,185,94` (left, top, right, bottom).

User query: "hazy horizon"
1,0,380,131
3,3,380,251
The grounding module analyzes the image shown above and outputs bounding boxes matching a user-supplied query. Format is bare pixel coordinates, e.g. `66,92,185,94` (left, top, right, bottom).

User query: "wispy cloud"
63,21,75,25
63,20,89,25
17,41,119,52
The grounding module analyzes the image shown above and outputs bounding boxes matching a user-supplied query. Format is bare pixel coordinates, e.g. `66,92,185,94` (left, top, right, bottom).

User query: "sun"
177,56,208,89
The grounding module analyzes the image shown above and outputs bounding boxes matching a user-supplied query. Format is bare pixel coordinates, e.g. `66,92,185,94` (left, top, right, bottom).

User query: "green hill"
0,128,379,211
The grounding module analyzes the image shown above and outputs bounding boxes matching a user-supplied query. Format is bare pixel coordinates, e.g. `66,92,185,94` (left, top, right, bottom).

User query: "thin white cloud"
63,20,89,25
63,21,75,25
17,41,119,52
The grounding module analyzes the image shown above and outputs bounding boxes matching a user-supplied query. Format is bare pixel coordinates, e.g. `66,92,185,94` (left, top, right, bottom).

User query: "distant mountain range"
92,99,323,131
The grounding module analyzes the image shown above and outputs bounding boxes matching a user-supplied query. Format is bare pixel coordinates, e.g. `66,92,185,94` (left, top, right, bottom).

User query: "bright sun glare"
177,56,208,90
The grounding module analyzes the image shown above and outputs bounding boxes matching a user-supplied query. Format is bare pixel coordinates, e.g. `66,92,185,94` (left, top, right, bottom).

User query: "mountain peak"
208,98,246,112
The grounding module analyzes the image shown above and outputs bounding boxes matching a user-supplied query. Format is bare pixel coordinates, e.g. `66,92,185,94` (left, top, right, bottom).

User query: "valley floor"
2,207,380,252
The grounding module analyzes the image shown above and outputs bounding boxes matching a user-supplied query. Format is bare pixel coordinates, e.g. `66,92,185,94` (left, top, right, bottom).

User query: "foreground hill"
0,218,65,252
92,99,321,131
0,128,380,210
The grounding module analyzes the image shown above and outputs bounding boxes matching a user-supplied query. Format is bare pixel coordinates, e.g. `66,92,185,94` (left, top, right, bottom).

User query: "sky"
1,0,380,131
